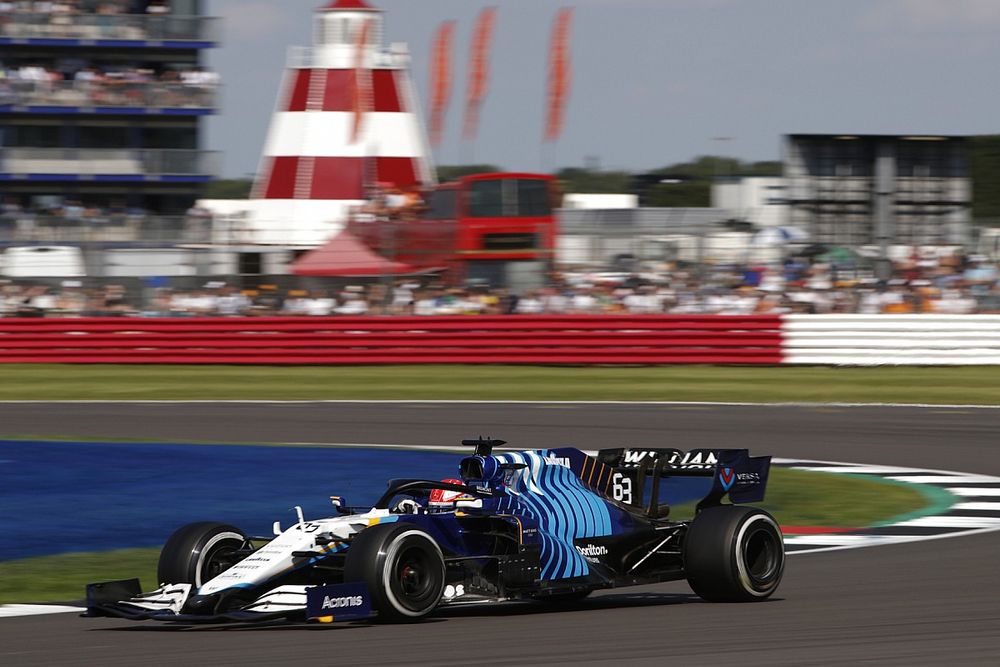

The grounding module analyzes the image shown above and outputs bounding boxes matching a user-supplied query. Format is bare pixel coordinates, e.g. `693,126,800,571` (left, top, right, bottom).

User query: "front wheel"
683,506,784,602
157,521,248,588
343,523,446,622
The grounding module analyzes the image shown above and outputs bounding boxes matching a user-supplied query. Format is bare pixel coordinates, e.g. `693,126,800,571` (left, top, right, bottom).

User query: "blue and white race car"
86,438,784,623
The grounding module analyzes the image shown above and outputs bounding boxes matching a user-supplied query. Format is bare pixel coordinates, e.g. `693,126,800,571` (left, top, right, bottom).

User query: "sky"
206,0,1000,178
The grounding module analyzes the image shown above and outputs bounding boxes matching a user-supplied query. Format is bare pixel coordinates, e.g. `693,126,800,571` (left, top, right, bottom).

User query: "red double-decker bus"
348,172,559,286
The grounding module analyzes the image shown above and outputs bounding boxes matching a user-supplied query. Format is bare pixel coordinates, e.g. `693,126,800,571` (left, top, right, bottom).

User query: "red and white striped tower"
249,0,435,246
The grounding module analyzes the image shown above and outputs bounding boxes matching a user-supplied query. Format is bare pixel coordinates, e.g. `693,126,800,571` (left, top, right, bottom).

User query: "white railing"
0,13,218,42
0,215,211,245
286,45,407,70
0,148,220,176
0,80,218,110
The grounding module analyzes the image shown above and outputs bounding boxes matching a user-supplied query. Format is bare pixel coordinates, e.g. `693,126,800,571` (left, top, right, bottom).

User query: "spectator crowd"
3,247,1000,317
1,60,219,108
1,2,194,42
1,198,213,243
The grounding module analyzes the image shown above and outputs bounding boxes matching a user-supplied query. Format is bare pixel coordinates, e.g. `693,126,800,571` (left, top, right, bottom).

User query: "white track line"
954,502,1000,511
0,605,81,618
796,465,928,475
786,525,1000,555
948,488,1000,497
893,516,1000,528
888,475,998,485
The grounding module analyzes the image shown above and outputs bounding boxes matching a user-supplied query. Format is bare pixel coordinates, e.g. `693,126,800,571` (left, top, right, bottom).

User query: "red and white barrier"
0,316,783,365
1,314,998,365
783,314,1000,366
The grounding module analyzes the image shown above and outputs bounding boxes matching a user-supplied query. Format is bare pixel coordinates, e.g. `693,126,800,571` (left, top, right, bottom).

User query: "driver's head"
428,479,474,510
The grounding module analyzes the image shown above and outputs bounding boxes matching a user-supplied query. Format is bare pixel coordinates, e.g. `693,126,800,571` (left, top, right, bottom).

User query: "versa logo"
720,467,735,491
322,595,363,609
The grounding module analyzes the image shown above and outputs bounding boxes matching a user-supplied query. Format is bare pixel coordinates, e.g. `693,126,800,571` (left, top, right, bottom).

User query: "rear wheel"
157,521,248,588
343,523,446,622
683,506,784,602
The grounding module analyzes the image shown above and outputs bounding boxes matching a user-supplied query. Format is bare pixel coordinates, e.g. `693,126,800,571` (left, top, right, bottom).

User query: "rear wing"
596,447,771,513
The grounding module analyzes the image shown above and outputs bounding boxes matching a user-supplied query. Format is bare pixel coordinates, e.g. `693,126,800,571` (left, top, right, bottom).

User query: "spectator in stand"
398,187,425,221
515,290,544,314
413,289,438,316
335,286,368,315
569,285,599,313
305,290,336,316
213,285,249,316
281,290,311,316
623,285,661,314
390,281,415,314
384,186,407,219
55,280,86,315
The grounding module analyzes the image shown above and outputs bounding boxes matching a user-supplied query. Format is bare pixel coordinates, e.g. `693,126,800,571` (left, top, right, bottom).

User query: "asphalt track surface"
1,402,999,666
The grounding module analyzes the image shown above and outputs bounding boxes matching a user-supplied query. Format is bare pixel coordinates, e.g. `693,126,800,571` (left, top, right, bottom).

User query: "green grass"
0,548,159,605
0,364,998,403
0,467,940,605
669,467,939,526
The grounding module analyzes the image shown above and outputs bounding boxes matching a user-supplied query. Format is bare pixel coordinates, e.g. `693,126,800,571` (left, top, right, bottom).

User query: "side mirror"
330,496,352,515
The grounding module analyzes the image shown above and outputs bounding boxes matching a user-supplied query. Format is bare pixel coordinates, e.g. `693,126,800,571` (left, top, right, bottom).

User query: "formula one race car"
86,439,784,623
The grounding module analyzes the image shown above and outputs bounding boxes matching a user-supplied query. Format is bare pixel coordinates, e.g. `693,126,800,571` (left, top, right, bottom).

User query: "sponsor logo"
671,450,718,469
623,450,654,465
321,595,364,610
620,449,719,469
545,456,571,468
737,472,760,483
575,544,608,559
307,582,371,621
720,467,735,491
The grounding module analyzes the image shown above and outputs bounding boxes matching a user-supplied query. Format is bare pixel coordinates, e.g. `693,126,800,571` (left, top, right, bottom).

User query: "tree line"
202,144,1000,220
203,157,781,207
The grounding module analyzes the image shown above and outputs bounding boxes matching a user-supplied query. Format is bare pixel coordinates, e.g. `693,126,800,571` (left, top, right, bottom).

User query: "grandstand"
0,0,220,275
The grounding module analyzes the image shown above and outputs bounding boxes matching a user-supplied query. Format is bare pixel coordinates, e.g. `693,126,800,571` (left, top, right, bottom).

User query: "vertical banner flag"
351,18,374,144
545,8,573,142
429,20,456,147
463,6,498,142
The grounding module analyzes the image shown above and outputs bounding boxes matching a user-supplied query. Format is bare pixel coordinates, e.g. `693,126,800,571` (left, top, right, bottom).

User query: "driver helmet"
428,479,475,511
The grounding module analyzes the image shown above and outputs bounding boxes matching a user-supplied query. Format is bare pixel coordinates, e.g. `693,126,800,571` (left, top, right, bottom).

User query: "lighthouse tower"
249,0,435,246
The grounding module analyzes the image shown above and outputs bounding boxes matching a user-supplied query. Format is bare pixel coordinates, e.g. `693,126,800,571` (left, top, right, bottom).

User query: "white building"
711,177,789,228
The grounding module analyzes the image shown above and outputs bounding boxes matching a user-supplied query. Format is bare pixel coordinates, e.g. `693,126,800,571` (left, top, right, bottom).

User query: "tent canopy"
292,230,426,277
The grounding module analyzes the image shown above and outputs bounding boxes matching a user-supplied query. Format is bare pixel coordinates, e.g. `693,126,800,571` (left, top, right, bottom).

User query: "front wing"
85,580,339,623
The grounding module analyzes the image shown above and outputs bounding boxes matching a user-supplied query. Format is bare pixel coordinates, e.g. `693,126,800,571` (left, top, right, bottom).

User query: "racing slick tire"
683,506,784,602
343,523,446,623
157,522,249,588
